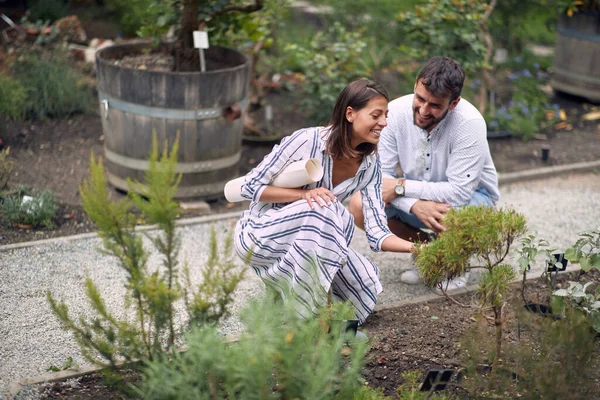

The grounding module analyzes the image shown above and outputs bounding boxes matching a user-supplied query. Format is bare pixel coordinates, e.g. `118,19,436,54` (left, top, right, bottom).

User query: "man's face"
412,80,460,133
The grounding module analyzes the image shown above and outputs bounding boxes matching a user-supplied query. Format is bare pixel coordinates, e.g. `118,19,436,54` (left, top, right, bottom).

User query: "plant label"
193,31,209,49
547,253,568,272
420,369,453,391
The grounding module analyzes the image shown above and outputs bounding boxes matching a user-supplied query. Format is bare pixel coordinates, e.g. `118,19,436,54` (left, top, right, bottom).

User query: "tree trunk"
177,0,200,72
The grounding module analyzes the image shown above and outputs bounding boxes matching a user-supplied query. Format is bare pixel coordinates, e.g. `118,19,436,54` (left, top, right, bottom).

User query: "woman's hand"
303,188,337,209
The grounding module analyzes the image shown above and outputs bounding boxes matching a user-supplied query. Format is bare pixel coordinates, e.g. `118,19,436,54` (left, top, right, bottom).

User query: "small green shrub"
0,186,59,228
564,226,600,271
0,73,27,120
283,22,371,125
104,0,157,37
414,206,528,363
136,293,369,399
460,302,598,399
48,136,244,369
12,54,92,120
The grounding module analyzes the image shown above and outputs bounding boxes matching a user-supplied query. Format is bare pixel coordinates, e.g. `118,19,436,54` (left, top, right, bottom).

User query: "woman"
234,79,414,324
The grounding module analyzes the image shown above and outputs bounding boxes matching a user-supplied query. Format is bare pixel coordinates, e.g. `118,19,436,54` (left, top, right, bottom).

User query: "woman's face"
346,95,389,149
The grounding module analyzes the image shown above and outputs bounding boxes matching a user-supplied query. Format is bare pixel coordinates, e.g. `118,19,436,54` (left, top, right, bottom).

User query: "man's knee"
348,192,363,220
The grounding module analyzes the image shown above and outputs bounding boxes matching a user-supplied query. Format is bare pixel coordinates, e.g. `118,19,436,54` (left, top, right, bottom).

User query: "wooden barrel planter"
96,41,250,199
551,12,600,103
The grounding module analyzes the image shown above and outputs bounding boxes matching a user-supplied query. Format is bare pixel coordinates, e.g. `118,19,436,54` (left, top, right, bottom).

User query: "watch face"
395,184,404,196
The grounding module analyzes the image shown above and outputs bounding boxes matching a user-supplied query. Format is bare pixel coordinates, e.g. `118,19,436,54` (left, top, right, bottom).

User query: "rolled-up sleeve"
240,129,313,202
361,156,393,252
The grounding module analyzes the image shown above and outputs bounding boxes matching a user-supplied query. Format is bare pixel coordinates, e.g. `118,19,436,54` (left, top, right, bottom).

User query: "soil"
27,270,600,399
1,90,599,246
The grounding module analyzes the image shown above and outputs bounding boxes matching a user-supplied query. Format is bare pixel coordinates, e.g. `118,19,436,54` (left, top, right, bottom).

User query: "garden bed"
12,269,600,399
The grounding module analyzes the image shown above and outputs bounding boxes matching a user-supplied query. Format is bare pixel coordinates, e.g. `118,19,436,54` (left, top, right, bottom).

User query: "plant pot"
487,130,512,139
95,41,250,200
551,11,600,103
523,302,562,320
328,319,359,337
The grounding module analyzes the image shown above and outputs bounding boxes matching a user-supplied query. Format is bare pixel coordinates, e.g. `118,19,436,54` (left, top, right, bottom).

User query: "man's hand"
382,178,399,204
410,200,451,233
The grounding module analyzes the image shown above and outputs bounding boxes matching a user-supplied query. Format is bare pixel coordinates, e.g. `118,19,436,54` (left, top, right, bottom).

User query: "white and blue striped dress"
234,127,393,323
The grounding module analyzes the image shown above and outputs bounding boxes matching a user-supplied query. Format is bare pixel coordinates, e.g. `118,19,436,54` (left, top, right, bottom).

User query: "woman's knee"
348,192,364,220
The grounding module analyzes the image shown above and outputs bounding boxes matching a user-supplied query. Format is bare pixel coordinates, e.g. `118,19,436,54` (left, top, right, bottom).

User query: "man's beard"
413,107,449,132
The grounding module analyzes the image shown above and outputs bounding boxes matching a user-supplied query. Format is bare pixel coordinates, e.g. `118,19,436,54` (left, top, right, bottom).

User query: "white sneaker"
399,269,423,285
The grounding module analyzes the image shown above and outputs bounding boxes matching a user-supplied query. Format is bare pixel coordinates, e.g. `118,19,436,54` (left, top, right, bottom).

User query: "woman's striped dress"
234,127,393,324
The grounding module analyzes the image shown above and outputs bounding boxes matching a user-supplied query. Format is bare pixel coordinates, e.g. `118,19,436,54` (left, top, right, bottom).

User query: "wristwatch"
394,178,405,196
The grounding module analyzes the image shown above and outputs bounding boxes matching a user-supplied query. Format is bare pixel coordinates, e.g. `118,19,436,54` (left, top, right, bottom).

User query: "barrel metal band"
104,148,241,173
558,26,600,43
98,91,248,120
107,172,226,198
553,67,600,85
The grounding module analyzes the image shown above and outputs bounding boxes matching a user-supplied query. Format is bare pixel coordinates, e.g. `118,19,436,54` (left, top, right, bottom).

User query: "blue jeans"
385,187,494,231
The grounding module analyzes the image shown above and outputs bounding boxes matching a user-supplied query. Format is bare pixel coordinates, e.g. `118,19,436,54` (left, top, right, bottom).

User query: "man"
349,56,500,286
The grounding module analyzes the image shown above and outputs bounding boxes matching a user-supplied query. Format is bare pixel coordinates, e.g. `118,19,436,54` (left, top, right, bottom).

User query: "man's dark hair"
416,57,465,101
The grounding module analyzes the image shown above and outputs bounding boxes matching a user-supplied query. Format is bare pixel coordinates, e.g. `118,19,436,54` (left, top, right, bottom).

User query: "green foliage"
47,136,243,368
460,303,598,399
136,293,369,399
564,226,600,271
0,186,59,228
11,54,92,120
26,0,69,23
415,206,527,288
47,357,78,372
283,22,371,124
184,225,245,326
396,0,490,76
0,73,27,121
104,0,156,36
489,0,557,49
415,206,527,363
486,61,560,141
554,281,600,332
516,233,556,274
0,147,14,189
310,0,420,49
208,0,291,52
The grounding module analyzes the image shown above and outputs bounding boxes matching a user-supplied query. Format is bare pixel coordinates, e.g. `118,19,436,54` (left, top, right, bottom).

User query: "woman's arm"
260,186,336,209
381,235,415,253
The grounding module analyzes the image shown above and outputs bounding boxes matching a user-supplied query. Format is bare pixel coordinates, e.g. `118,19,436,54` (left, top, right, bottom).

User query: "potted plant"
95,0,266,199
550,0,600,102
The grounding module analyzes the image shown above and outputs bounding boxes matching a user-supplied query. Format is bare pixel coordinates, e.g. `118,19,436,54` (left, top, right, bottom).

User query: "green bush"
460,302,598,399
12,55,92,120
283,22,371,125
0,73,27,120
414,206,527,363
0,186,59,228
486,60,560,141
104,0,157,37
137,293,370,399
48,136,244,368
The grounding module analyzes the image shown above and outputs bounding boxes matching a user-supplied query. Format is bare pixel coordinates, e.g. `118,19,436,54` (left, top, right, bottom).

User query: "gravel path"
1,172,599,398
